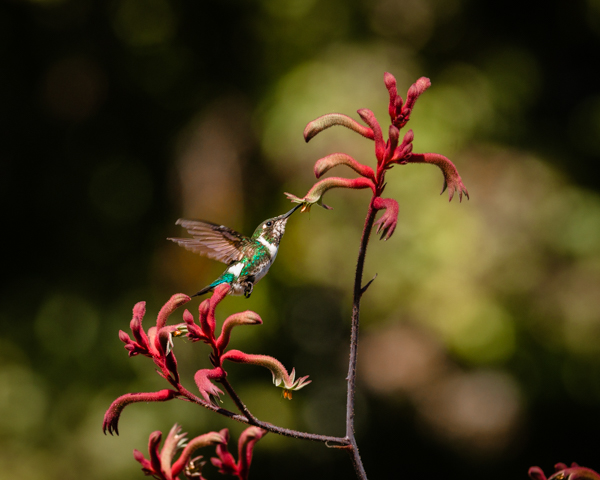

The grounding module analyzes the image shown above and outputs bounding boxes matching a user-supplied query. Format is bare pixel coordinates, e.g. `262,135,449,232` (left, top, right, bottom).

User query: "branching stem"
345,198,377,480
177,383,349,446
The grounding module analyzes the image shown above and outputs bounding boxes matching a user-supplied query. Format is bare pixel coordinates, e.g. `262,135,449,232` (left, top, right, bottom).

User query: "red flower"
194,367,225,404
529,462,600,480
211,427,267,480
373,197,399,241
133,424,224,480
103,389,178,436
287,72,469,238
118,294,191,385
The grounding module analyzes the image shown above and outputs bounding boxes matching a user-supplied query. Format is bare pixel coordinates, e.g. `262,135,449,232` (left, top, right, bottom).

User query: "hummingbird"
168,205,301,298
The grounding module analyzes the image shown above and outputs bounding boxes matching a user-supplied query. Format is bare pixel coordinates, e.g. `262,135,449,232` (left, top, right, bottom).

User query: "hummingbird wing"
168,219,248,264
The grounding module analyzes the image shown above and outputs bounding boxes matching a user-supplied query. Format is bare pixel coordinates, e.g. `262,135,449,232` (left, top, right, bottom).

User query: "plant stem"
177,384,348,446
345,198,377,480
219,377,259,424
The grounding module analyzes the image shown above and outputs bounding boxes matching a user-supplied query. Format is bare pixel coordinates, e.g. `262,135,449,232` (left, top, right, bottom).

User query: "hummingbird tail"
191,285,214,298
191,277,232,298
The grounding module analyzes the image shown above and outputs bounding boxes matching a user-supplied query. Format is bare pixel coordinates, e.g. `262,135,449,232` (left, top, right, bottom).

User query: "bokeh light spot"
368,0,434,47
568,94,600,155
0,365,47,436
449,302,516,364
261,0,317,19
41,56,107,122
112,0,177,48
89,157,153,224
34,293,99,357
417,370,522,457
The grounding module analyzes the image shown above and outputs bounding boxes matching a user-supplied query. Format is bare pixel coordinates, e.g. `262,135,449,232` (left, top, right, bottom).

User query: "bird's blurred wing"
168,219,247,264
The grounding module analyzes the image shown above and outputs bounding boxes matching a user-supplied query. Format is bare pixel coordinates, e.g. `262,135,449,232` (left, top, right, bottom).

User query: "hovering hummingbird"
168,205,301,298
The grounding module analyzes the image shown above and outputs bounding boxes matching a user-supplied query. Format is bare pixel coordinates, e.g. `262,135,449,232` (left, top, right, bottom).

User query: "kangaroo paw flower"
134,424,224,480
285,176,376,212
406,152,469,202
385,73,431,129
157,293,191,329
373,197,399,240
215,311,263,356
357,108,386,165
211,427,267,480
194,367,225,404
529,463,600,480
103,389,178,435
313,153,375,181
304,113,374,142
221,350,311,399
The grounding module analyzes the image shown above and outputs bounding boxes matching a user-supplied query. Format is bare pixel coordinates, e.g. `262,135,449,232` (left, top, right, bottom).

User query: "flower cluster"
133,424,266,480
211,427,266,480
103,287,310,435
182,284,311,403
529,463,600,480
286,72,469,240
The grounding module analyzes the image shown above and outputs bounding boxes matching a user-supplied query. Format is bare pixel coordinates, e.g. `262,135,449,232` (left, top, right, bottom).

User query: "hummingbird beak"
282,204,302,219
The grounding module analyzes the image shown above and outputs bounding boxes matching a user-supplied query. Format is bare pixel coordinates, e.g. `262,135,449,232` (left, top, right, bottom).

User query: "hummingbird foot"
243,282,254,299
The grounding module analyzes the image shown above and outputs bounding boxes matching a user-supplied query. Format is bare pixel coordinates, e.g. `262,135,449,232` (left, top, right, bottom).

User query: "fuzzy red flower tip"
157,293,191,329
194,367,225,404
122,301,151,357
236,427,267,480
133,424,224,480
182,309,206,342
384,72,431,129
529,463,600,480
285,176,376,212
357,108,385,164
215,311,262,355
221,350,311,399
212,429,238,475
303,113,375,142
211,427,267,480
373,197,399,240
103,389,178,435
529,467,547,480
313,153,375,182
407,153,469,202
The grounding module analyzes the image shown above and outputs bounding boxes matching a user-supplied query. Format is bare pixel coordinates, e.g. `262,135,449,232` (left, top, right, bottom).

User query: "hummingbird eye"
266,221,273,227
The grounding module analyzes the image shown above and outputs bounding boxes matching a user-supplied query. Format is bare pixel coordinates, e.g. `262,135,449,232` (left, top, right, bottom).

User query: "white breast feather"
257,236,278,257
227,262,244,277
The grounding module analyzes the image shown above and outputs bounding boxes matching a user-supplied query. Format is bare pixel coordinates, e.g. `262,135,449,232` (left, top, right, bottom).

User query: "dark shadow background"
2,0,600,479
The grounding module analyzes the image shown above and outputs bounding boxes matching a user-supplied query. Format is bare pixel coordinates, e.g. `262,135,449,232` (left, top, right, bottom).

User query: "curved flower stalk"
133,424,225,480
304,113,375,142
103,389,179,435
211,427,267,480
529,463,600,480
285,176,376,211
221,349,311,399
288,72,469,233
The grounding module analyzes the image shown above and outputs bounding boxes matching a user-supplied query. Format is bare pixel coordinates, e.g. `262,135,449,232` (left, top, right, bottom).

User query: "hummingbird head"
252,204,301,246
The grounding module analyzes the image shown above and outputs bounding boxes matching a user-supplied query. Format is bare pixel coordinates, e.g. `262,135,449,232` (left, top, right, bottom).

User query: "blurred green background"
3,0,600,478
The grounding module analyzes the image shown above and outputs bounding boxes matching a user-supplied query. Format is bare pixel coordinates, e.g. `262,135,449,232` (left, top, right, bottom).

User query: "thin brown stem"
219,376,259,424
345,197,377,480
177,384,348,446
